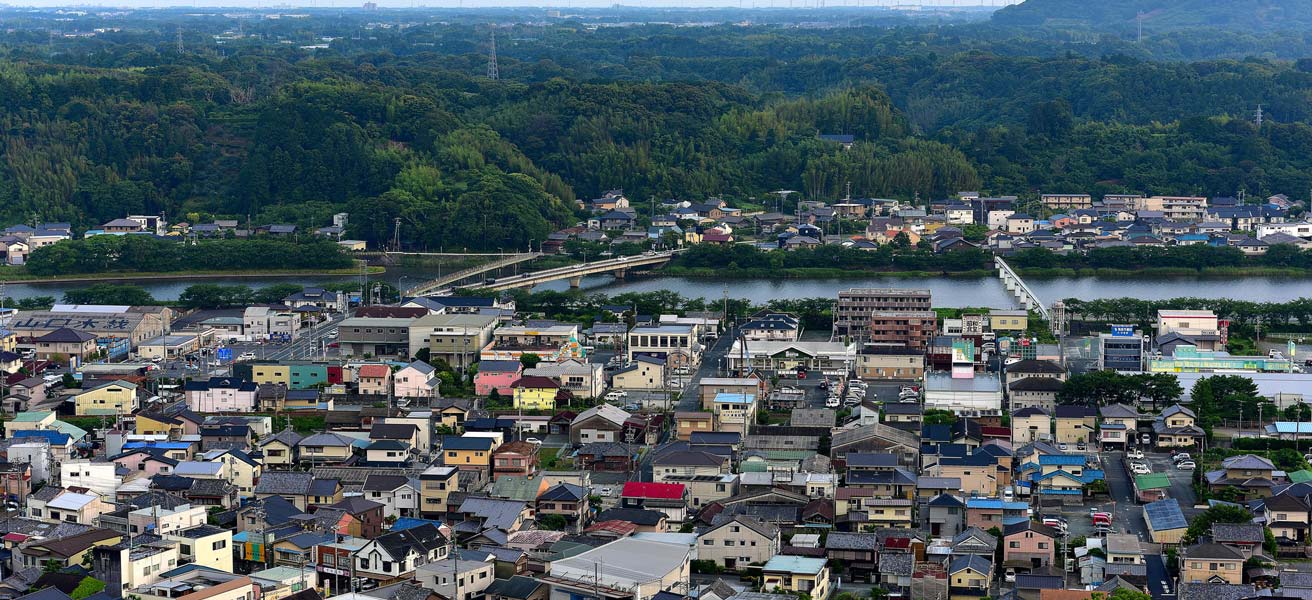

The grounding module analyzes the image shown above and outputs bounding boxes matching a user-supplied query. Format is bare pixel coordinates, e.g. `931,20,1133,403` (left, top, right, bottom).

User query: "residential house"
474,361,523,397
362,474,420,518
949,555,993,598
1205,454,1276,498
1263,491,1309,546
1011,408,1051,445
443,436,495,472
570,404,631,445
1153,405,1205,449
511,376,564,411
761,556,831,600
536,483,589,532
1180,543,1244,584
1003,520,1059,568
697,515,780,571
1054,405,1096,444
611,355,667,391
620,482,689,524
297,432,358,465
357,364,393,396
1210,523,1264,559
184,378,257,413
1099,404,1139,450
419,465,460,518
492,441,540,480
824,532,879,581
394,361,439,400
259,430,303,469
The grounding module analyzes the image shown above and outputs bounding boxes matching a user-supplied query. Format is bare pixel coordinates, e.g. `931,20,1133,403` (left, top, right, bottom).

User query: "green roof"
12,411,52,422
740,462,768,473
764,450,815,461
1290,470,1312,483
52,420,89,440
1135,473,1170,490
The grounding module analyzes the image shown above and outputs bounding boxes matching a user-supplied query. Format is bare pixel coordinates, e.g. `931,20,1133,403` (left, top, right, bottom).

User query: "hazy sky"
3,0,1021,9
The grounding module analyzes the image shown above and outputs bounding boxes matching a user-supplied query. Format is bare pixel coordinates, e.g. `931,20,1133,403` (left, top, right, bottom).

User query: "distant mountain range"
992,0,1312,32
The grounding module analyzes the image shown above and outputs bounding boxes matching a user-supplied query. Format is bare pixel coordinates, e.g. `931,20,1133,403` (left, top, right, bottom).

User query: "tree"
1108,588,1151,600
538,514,568,531
61,373,77,389
520,353,542,369
1183,504,1252,544
71,577,107,600
63,284,156,306
923,409,957,425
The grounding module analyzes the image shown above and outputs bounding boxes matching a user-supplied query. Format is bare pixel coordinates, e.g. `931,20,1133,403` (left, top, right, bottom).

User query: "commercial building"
546,538,691,600
1099,327,1148,371
1040,194,1093,210
481,324,584,363
407,313,499,369
138,332,212,361
1156,310,1221,350
242,307,301,342
9,304,173,347
834,288,932,342
627,323,701,368
923,371,1003,417
337,317,415,358
725,340,857,377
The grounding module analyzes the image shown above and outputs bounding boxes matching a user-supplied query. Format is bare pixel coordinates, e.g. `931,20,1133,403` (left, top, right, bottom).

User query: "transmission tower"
487,29,499,81
1255,104,1264,128
391,217,402,252
176,26,184,53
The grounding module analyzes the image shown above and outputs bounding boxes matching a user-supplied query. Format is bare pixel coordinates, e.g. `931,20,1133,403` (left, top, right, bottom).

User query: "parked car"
604,390,627,402
238,352,257,361
1058,443,1069,451
1004,569,1016,583
1131,464,1151,475
598,487,613,496
825,397,841,408
1127,449,1144,460
1177,460,1196,470
1173,453,1192,463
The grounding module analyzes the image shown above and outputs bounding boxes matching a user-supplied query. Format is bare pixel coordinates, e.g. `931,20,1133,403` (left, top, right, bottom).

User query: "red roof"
621,481,685,500
358,364,390,378
511,376,559,389
584,520,638,536
2,533,28,542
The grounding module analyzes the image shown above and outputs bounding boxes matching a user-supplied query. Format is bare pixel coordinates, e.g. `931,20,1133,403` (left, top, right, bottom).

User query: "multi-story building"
1041,194,1093,210
1100,328,1148,371
242,307,300,342
184,377,258,413
867,311,936,351
481,324,583,363
627,324,701,368
407,313,498,369
834,288,932,342
419,465,459,518
855,346,924,380
338,317,415,358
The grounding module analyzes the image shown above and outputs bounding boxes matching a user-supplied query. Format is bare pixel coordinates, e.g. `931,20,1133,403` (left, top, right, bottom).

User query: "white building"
548,538,692,600
923,371,1003,417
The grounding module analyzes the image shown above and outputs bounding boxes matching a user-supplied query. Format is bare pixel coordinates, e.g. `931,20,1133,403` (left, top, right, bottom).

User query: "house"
525,358,605,399
694,515,780,571
675,412,715,440
485,576,547,600
357,364,393,396
511,376,563,411
1210,523,1264,559
575,442,634,472
652,450,729,483
1153,405,1205,449
352,523,449,584
14,528,122,572
492,441,540,479
1099,404,1139,450
1003,520,1059,568
184,377,257,413
419,465,460,518
259,430,303,468
1180,543,1244,584
1011,408,1051,445
254,472,342,511
925,494,966,538
474,361,523,397
611,355,667,391
457,496,530,535
394,361,438,399
362,474,420,518
761,556,831,600
570,404,631,445
948,555,992,598
1263,491,1309,546
1205,454,1276,498
1054,405,1096,444
824,532,879,581
443,435,495,471
621,482,689,524
74,381,139,416
33,328,99,366
326,496,386,539
416,557,497,600
297,432,358,465
536,483,590,532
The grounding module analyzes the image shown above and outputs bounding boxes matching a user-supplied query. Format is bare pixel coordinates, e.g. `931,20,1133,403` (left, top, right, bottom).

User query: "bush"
691,560,724,574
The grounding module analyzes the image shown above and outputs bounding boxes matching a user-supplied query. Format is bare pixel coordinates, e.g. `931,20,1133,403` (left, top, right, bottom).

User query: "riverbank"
0,266,386,284
655,265,1312,280
656,266,996,279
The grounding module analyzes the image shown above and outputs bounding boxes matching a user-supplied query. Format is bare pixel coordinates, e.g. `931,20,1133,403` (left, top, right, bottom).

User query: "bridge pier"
568,275,583,288
614,268,628,280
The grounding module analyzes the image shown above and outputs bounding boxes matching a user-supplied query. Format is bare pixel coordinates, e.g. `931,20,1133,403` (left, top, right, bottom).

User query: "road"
1145,554,1175,600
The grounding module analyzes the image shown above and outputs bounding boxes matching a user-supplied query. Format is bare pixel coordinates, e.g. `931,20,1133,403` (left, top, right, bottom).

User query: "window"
1009,541,1019,549
703,539,712,546
1038,542,1048,549
213,540,227,551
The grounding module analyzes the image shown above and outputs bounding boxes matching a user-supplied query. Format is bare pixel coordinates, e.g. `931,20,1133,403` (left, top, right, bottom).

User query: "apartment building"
834,288,932,342
867,311,936,351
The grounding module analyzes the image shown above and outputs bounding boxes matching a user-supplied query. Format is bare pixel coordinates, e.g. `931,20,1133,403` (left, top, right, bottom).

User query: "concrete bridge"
995,256,1051,320
421,250,680,295
405,252,543,296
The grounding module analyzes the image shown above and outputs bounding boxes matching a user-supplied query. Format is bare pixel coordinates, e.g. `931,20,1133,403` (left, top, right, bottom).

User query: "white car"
524,437,542,445
1004,569,1016,583
1176,460,1196,470
604,391,627,402
238,352,257,361
598,487,613,496
1173,453,1192,463
1127,449,1144,460
825,397,841,408
1058,443,1069,451
1131,464,1151,475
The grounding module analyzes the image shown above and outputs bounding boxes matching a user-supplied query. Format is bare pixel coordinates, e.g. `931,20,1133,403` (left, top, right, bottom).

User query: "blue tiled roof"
1038,454,1086,466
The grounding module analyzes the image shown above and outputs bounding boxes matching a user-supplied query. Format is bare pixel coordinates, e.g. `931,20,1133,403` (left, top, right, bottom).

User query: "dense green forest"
994,0,1312,32
0,7,1311,251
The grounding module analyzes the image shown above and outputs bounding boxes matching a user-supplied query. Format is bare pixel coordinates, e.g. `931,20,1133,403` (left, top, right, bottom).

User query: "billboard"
1109,325,1135,337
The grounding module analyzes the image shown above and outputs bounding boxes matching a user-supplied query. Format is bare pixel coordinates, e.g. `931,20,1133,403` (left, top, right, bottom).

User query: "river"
3,269,1310,307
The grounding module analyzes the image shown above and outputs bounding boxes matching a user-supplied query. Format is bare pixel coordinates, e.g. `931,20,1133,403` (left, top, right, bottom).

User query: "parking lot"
1057,448,1199,542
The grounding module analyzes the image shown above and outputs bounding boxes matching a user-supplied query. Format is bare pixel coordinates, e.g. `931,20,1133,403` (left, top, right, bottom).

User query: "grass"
657,266,995,279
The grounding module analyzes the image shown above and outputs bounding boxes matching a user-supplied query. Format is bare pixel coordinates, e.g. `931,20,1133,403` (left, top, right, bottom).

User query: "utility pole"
391,217,402,252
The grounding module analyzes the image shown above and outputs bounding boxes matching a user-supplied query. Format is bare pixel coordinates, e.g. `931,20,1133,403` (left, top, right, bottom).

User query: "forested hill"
4,13,1312,250
992,0,1312,31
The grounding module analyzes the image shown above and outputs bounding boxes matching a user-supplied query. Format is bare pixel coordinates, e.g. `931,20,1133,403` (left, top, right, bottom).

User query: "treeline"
23,236,353,276
1064,296,1312,328
1006,244,1312,272
668,244,994,273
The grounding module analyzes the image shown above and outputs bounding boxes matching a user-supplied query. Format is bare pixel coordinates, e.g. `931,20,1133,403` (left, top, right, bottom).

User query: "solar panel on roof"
1144,499,1187,530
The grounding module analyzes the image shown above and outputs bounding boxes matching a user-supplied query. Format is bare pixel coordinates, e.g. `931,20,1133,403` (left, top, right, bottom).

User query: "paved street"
1145,554,1175,600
